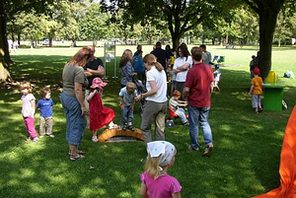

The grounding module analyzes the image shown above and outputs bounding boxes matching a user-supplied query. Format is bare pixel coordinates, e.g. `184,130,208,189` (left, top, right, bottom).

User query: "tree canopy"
242,0,295,77
101,0,240,49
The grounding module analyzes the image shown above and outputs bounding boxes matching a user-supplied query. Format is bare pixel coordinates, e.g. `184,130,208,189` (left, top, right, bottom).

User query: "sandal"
68,150,86,156
69,154,85,161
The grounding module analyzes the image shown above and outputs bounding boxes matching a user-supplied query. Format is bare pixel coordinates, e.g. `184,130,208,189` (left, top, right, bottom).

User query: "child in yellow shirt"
249,67,263,113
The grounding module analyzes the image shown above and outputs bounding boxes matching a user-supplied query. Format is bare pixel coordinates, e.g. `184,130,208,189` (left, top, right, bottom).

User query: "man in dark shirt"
150,41,169,73
84,46,105,128
84,46,105,88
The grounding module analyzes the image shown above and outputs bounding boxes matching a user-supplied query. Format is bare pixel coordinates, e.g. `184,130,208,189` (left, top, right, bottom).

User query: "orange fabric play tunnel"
254,106,296,198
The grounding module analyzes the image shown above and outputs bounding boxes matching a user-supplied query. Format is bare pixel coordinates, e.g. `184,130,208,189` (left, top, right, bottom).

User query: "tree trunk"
0,1,12,69
49,38,53,47
258,9,278,79
17,33,20,46
0,61,11,82
171,33,181,52
92,40,97,47
71,40,77,47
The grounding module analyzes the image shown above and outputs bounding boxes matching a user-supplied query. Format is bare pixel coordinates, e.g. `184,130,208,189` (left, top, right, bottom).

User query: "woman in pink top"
140,141,181,198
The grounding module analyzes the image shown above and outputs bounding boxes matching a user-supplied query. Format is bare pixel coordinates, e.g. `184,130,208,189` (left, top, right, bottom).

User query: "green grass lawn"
0,45,296,198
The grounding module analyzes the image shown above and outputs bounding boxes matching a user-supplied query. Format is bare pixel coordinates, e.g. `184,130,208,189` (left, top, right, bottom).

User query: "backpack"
132,55,145,73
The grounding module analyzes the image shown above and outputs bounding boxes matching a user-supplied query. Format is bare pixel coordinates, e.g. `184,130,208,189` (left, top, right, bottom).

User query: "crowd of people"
19,42,217,197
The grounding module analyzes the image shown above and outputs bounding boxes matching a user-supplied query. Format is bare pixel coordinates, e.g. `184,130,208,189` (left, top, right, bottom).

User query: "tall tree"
242,0,295,78
0,0,56,81
79,3,109,45
101,0,237,50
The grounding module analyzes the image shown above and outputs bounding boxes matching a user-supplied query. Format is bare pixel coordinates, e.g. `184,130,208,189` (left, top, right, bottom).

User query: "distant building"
292,38,296,45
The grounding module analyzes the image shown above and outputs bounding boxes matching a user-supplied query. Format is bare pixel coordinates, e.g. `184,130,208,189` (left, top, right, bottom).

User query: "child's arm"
140,183,148,198
249,85,254,95
172,192,181,198
31,99,36,116
118,96,124,109
87,90,97,101
177,100,188,106
36,100,40,110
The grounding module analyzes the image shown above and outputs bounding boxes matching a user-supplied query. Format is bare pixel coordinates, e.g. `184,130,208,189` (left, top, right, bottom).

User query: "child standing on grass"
140,141,182,198
119,82,137,131
87,77,117,142
169,90,189,125
37,87,55,138
20,81,38,142
249,67,263,113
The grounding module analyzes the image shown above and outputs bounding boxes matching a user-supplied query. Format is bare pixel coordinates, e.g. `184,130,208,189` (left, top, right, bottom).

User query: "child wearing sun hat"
86,77,117,142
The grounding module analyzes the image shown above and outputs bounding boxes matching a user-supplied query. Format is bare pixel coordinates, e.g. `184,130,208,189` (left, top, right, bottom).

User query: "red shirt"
184,63,214,107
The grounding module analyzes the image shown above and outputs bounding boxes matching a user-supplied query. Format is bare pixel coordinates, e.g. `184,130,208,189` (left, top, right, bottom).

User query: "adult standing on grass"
60,47,91,161
200,44,212,65
120,49,135,88
151,41,169,74
136,54,167,144
132,45,146,84
83,46,105,127
84,46,105,88
184,47,214,157
173,43,192,100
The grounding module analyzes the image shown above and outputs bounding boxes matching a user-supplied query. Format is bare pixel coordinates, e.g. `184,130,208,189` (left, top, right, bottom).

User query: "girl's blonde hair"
20,81,33,93
144,155,162,178
143,54,164,72
119,49,132,68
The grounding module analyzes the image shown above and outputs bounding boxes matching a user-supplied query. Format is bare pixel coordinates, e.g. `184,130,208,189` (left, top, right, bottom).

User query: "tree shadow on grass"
1,56,296,197
165,68,295,197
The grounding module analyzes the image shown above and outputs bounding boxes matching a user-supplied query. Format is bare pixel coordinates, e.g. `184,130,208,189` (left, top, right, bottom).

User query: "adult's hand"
81,106,88,116
84,70,92,76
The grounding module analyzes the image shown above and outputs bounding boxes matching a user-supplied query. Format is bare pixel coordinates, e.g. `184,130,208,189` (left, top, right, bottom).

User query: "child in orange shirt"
249,67,263,113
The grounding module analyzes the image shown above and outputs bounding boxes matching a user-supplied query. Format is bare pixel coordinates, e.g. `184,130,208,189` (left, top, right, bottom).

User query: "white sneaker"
108,122,118,129
92,136,98,142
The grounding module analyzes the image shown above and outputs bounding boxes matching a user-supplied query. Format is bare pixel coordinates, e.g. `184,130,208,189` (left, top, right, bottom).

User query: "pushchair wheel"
166,120,175,128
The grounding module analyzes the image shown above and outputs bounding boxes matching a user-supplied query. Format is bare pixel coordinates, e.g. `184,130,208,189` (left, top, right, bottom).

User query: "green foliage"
79,3,109,41
101,0,241,48
13,12,46,41
274,12,296,46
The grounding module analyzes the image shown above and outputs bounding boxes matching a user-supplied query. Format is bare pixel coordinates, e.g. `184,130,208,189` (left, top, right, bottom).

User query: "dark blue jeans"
188,105,213,149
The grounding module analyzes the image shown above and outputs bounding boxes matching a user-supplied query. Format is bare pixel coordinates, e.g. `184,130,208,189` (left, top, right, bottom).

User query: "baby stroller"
132,75,147,114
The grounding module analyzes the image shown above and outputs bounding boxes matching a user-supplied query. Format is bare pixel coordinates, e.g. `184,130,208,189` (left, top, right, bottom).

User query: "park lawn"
0,46,295,198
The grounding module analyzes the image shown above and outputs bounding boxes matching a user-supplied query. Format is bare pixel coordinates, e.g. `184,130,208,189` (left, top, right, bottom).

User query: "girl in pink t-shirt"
20,81,38,142
140,141,181,198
